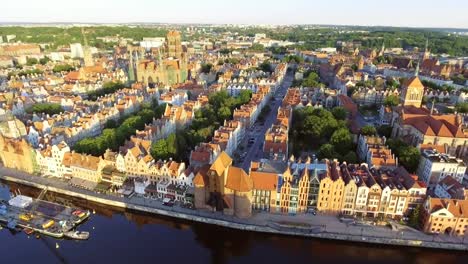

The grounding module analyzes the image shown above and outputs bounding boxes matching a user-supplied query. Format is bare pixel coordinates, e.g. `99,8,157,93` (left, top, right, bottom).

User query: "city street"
238,68,294,171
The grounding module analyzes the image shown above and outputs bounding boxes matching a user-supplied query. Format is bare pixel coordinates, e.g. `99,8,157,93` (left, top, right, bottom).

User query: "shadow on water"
0,181,467,264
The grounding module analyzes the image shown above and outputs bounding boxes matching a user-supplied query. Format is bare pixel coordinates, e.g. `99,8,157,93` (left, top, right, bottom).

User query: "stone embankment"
1,174,467,251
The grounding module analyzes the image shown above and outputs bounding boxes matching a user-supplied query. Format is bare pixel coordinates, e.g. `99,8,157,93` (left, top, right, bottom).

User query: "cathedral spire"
414,61,420,77
379,40,385,56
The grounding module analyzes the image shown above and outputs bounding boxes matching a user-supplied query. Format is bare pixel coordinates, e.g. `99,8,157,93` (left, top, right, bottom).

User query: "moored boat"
24,228,34,235
64,230,89,240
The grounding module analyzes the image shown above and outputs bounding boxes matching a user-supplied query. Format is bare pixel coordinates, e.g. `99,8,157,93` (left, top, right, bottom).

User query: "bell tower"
401,62,424,108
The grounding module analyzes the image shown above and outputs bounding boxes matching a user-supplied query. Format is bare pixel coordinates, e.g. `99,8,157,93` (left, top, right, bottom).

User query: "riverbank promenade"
0,166,467,251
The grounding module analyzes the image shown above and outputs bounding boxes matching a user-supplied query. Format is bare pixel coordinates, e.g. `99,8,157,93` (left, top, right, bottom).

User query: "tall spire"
430,97,435,115
380,40,385,56
414,61,420,77
425,38,429,52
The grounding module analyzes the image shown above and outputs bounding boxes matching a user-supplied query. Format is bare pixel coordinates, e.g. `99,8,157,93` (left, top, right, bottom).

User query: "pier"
0,189,90,238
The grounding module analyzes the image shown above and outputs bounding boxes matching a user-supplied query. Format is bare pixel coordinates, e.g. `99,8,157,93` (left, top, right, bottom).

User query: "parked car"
163,198,174,207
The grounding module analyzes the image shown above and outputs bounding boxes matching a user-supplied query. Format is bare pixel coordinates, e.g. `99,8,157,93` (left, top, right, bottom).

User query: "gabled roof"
402,76,424,90
193,165,210,187
225,166,253,192
427,198,468,218
209,151,232,176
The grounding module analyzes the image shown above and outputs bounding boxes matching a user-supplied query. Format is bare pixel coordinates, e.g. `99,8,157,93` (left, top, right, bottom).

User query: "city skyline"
2,0,468,29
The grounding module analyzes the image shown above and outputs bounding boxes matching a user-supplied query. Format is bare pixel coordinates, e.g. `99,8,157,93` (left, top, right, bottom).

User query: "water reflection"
0,181,466,264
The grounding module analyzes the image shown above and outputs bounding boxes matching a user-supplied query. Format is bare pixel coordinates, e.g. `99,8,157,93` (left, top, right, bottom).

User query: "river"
0,181,466,264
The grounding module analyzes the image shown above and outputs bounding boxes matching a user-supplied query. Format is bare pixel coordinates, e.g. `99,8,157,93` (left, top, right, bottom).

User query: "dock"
0,195,90,238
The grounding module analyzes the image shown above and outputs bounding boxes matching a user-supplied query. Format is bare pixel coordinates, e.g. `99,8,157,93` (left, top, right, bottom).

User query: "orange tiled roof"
250,171,277,191
427,198,468,218
225,166,253,192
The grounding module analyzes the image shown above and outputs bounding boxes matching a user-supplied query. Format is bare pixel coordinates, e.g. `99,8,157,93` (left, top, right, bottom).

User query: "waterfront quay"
0,166,467,251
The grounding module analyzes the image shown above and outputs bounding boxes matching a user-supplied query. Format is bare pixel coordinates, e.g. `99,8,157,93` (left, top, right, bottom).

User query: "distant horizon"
0,21,467,31
3,0,468,29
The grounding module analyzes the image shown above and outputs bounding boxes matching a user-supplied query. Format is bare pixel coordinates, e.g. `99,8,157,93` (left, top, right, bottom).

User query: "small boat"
7,220,17,230
64,230,89,240
24,228,34,235
56,243,59,249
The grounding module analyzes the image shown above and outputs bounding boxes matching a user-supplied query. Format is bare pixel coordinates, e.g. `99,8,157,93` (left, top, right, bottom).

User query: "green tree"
408,205,421,228
259,61,272,72
377,125,392,138
398,146,421,173
331,107,347,120
387,139,420,173
87,81,125,101
166,133,178,157
302,71,321,87
317,144,337,160
200,63,213,74
360,125,377,136
52,64,75,73
384,95,400,107
303,115,325,139
330,128,353,155
386,78,399,88
137,109,156,124
237,90,252,105
105,119,117,129
101,128,118,151
151,139,169,160
342,151,358,164
26,103,63,115
39,56,51,65
218,106,232,122
249,43,265,52
26,57,38,66
455,102,468,113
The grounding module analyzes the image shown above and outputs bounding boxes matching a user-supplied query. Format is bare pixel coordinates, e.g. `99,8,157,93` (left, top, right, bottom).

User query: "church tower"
422,38,430,60
357,55,364,70
81,28,94,67
401,62,424,108
379,41,385,57
166,31,182,59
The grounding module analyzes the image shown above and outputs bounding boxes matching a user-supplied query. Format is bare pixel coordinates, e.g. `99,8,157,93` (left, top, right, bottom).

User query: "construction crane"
29,187,48,214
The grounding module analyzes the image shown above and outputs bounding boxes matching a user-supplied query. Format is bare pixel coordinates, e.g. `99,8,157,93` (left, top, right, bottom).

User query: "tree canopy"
384,94,400,107
331,106,347,120
26,103,63,115
291,107,355,161
456,102,468,113
52,64,75,73
360,125,377,136
200,63,213,74
87,81,125,101
259,61,272,73
386,139,420,173
74,101,166,156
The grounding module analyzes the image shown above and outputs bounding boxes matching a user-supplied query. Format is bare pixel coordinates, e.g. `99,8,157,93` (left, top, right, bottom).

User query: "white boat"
64,230,89,240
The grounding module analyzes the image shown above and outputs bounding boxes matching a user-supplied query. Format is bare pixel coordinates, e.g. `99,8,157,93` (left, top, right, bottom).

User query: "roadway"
237,69,294,171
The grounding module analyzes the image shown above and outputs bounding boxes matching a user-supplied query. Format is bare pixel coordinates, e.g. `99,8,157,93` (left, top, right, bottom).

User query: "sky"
2,0,468,29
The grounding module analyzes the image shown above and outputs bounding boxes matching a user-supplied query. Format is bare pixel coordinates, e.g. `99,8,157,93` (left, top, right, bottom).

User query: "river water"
0,181,466,264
